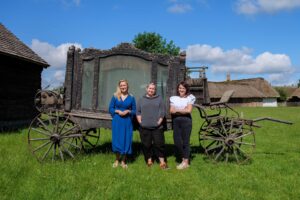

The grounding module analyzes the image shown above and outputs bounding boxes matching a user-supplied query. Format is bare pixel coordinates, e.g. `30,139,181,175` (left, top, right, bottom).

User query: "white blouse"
170,94,196,110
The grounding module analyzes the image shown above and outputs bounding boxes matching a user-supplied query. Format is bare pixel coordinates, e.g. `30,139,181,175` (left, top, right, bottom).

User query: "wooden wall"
0,54,43,131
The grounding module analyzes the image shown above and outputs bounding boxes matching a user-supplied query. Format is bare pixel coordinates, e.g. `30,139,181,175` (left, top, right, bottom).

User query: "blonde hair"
114,79,129,100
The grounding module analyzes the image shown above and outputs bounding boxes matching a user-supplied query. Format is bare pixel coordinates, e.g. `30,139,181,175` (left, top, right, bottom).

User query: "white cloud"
267,73,295,86
54,70,65,82
32,39,83,89
186,44,294,75
236,0,300,15
31,39,82,68
167,3,192,13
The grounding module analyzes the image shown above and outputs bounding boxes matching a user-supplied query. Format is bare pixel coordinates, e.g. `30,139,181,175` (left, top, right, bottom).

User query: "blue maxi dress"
109,95,136,155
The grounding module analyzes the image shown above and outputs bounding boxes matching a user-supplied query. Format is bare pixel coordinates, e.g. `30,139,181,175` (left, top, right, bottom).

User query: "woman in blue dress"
109,80,136,169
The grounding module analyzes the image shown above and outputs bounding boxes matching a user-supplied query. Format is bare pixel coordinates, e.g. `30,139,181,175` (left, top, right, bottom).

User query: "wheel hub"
50,133,61,144
225,138,235,146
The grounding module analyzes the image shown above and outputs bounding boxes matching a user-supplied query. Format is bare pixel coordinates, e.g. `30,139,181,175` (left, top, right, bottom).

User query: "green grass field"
1,107,300,200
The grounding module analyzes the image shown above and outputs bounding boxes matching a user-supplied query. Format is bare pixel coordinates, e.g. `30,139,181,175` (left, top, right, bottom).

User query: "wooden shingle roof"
0,23,49,67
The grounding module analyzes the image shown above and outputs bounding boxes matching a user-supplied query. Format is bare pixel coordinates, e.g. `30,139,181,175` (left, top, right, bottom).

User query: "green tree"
297,79,300,88
132,32,180,56
274,87,288,102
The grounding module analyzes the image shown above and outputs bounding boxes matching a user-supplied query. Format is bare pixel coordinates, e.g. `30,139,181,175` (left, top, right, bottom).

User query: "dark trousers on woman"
173,115,192,160
139,127,165,161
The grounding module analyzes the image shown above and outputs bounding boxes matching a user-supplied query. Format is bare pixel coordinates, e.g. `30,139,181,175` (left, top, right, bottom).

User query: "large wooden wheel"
28,111,82,162
199,117,256,164
81,128,100,151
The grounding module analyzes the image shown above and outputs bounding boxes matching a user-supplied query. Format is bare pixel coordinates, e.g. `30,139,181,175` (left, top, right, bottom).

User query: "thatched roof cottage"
208,78,279,107
0,23,49,131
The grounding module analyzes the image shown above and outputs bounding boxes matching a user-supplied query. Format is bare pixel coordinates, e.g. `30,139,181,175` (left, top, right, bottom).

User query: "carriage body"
63,43,209,130
28,43,211,162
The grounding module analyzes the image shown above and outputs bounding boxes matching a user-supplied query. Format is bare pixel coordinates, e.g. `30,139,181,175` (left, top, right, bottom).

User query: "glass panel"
81,60,94,109
98,55,151,110
157,63,169,100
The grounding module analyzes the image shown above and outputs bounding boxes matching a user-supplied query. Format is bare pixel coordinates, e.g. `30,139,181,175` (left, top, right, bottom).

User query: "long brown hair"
114,80,129,100
176,81,190,96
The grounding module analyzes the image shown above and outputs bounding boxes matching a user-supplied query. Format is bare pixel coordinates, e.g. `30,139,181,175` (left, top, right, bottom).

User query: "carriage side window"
81,60,94,109
97,55,151,111
157,64,169,100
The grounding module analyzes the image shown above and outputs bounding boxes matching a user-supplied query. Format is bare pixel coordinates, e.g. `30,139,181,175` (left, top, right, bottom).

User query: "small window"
157,63,169,100
98,55,151,110
81,60,94,109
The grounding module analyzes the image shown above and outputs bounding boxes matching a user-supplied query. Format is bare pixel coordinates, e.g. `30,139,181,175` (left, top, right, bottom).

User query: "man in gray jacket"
136,83,168,169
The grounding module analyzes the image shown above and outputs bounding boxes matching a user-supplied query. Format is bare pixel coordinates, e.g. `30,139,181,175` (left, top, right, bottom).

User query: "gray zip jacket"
136,94,166,129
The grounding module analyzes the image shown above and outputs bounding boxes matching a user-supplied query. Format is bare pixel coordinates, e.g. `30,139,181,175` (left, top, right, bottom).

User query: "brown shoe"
159,162,169,170
147,159,153,167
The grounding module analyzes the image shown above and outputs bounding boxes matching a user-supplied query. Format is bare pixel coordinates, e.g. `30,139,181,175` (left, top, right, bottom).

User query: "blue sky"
1,0,300,88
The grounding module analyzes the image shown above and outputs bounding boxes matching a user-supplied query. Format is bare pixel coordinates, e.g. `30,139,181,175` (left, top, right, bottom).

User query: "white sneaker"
176,162,189,170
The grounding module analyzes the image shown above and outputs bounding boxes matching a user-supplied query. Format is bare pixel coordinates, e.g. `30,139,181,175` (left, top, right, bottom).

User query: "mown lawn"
1,107,299,200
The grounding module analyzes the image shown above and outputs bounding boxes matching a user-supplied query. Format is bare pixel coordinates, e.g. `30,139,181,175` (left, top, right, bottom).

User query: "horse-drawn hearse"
28,43,292,163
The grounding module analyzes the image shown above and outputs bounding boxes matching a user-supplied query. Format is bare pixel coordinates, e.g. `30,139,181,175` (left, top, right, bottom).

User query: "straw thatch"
0,23,49,131
207,78,279,107
289,87,300,98
208,78,279,99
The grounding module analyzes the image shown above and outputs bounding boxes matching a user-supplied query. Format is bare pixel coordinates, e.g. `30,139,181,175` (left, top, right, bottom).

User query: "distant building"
208,78,279,107
0,23,49,131
287,87,300,106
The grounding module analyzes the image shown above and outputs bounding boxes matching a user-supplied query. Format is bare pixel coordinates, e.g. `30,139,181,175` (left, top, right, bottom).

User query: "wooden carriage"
28,43,210,162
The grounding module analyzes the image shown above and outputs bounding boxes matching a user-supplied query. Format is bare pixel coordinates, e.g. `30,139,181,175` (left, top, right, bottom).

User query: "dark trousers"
139,127,165,161
173,116,192,160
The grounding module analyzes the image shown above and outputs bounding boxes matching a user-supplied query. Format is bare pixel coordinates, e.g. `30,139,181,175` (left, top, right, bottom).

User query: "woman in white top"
170,81,195,170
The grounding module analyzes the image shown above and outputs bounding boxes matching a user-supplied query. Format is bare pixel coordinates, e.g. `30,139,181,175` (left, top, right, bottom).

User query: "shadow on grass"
82,142,207,164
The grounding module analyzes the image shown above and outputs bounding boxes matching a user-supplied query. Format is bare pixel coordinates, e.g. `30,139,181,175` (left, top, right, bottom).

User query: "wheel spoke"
61,144,75,158
41,143,54,161
37,118,52,134
33,141,51,152
58,146,64,161
220,120,228,136
215,146,225,161
61,125,79,136
235,141,255,146
32,128,51,136
235,131,254,140
85,133,99,138
229,120,234,134
59,115,70,134
29,138,50,141
234,143,247,156
211,126,226,138
201,135,224,141
233,148,240,163
206,144,223,152
83,137,95,147
62,140,81,150
225,152,229,163
61,134,83,138
205,140,217,149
